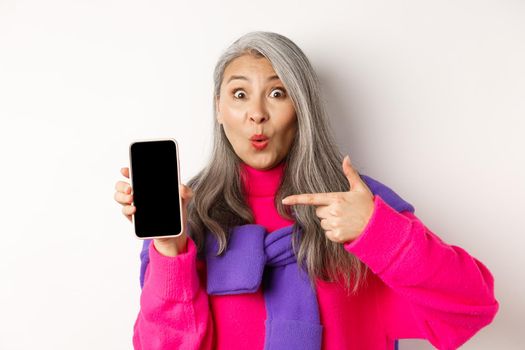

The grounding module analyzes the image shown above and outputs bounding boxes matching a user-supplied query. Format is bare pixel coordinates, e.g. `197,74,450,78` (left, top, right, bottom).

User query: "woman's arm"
344,194,499,350
133,238,214,350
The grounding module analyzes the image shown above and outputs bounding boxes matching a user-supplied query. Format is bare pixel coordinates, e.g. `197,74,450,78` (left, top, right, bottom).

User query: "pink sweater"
133,161,499,349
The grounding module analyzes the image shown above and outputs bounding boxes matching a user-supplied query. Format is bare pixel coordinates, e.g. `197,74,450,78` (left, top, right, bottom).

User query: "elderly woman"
114,31,498,349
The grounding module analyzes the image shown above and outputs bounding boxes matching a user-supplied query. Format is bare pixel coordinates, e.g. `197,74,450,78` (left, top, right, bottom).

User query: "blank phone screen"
129,140,182,238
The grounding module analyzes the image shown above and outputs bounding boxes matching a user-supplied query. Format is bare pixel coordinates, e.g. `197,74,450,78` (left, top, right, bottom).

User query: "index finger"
282,192,337,206
121,167,129,178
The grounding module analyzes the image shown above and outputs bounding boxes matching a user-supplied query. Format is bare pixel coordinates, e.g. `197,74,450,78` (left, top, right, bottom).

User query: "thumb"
179,184,193,236
342,155,362,191
180,184,194,202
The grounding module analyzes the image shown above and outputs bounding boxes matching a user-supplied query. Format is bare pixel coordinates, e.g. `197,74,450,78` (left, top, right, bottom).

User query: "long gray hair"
186,31,369,294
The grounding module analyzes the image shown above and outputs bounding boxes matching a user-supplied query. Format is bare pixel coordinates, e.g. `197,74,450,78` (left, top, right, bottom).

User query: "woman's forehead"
224,54,279,81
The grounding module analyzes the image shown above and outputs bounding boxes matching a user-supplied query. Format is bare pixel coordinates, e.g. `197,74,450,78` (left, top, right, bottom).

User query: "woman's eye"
233,90,246,99
270,88,286,98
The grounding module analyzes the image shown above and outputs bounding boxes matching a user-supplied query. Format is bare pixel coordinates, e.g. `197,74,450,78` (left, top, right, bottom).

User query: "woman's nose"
250,113,268,124
248,98,269,123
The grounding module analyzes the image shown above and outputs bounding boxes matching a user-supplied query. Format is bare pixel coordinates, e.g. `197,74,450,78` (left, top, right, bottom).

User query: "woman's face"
216,54,298,170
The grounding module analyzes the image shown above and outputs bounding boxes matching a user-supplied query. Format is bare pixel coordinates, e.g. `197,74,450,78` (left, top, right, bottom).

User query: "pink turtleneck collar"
239,160,294,231
239,160,286,198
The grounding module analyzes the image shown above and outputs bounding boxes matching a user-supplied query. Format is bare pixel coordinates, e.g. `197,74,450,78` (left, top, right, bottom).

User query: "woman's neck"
240,161,286,197
239,160,294,231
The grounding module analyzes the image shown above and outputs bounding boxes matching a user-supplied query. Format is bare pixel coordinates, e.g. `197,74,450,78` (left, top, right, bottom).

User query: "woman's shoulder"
358,173,415,213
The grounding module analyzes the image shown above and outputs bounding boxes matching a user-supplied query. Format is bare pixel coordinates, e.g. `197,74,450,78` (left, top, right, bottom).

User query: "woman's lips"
251,139,269,150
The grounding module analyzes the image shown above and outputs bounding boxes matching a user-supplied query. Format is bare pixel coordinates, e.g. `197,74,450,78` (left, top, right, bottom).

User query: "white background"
1,0,523,349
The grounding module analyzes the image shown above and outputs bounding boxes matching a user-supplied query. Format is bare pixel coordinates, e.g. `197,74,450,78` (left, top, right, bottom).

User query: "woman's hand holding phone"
114,167,193,257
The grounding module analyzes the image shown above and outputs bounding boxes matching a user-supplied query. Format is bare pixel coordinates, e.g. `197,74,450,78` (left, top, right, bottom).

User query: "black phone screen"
129,139,182,239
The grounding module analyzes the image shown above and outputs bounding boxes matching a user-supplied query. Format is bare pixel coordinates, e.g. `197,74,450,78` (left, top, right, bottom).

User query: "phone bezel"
128,137,184,240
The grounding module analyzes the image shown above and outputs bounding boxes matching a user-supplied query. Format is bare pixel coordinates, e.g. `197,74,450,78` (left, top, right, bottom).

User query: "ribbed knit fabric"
133,160,499,350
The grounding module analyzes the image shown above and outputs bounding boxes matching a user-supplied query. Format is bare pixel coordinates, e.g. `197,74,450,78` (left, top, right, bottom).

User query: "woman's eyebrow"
226,75,280,84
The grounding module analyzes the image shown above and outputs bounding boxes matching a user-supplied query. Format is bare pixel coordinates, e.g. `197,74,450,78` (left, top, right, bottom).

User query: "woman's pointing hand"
281,155,375,244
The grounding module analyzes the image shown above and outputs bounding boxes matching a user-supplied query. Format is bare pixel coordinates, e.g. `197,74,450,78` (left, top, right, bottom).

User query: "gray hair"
187,31,368,294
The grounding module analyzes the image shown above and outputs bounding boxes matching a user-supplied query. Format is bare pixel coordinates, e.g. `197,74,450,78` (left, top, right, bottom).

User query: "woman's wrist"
153,235,188,257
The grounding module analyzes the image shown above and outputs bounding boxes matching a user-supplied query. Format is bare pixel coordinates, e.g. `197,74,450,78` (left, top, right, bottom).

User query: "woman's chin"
241,156,278,170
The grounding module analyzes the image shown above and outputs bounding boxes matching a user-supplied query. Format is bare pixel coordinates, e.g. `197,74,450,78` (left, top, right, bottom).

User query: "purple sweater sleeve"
133,238,214,350
344,194,499,349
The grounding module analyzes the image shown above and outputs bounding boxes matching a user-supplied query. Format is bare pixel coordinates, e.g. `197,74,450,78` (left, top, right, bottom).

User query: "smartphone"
128,138,183,239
